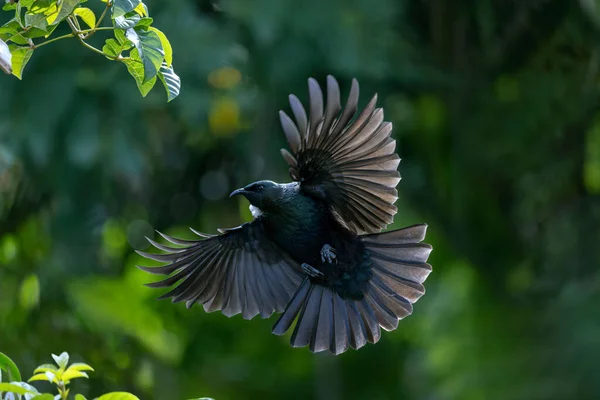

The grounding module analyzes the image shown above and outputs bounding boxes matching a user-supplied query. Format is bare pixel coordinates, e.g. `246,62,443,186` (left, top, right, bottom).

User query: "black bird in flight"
138,76,433,355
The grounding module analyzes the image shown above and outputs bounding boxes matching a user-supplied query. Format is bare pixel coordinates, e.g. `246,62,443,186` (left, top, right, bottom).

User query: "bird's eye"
257,185,264,191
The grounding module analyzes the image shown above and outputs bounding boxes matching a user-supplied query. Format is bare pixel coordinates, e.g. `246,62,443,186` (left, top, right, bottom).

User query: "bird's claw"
320,244,337,264
301,263,324,278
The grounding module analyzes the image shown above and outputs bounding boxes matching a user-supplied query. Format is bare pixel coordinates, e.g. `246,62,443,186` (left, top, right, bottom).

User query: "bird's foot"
320,244,337,264
301,263,324,278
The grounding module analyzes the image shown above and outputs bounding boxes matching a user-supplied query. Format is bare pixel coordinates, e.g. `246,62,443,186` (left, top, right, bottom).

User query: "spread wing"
279,75,400,235
137,219,303,320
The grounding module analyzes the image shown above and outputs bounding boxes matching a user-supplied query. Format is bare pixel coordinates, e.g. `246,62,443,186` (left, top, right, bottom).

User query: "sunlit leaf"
114,13,141,30
147,27,171,66
24,0,58,30
7,382,40,397
2,2,17,11
133,2,148,16
157,62,180,102
102,38,122,58
46,0,81,25
0,383,35,395
66,363,94,372
27,373,55,383
61,370,89,382
111,0,141,18
0,353,21,382
125,28,164,82
73,7,96,29
8,45,33,80
96,392,140,400
51,353,69,370
74,395,88,400
33,364,58,374
31,395,55,400
123,48,156,96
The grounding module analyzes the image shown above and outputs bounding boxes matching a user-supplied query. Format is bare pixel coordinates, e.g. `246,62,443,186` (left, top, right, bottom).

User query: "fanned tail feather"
272,224,432,355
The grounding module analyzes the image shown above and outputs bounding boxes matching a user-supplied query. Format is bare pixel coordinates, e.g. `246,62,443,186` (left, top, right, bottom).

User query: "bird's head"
229,180,283,210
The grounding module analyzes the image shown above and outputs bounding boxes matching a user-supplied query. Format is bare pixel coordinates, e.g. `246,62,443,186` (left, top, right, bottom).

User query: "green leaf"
25,0,58,30
96,393,140,400
51,352,69,369
0,20,21,40
114,13,140,29
157,63,180,102
102,38,122,58
114,29,130,46
126,27,164,82
6,382,40,396
0,39,12,75
0,353,21,382
8,45,33,80
33,364,58,374
19,273,40,310
112,0,141,18
66,363,94,372
32,395,55,400
132,2,148,16
28,372,56,383
46,0,81,25
61,369,89,382
124,48,157,96
2,2,17,11
73,7,96,29
74,395,88,400
0,383,36,395
135,17,153,28
0,19,32,44
18,0,38,9
147,27,171,66
21,25,58,39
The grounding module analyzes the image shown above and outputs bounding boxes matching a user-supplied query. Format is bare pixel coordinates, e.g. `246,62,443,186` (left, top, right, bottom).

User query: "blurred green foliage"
2,0,600,399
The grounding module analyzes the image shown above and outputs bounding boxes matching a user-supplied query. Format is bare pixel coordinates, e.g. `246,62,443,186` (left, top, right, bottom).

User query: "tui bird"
137,76,433,355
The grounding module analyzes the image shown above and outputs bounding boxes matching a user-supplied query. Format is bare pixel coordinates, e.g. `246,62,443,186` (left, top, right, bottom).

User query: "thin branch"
66,16,114,59
31,33,75,49
84,2,111,39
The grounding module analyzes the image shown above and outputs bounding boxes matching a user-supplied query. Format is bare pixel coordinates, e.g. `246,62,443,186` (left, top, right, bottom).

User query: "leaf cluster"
0,351,141,400
0,0,180,101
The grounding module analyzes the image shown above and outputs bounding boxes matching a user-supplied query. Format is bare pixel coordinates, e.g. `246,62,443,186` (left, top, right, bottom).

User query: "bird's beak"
229,188,247,198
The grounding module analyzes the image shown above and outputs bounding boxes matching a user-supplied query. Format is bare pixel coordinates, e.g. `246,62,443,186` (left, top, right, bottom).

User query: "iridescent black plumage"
137,76,433,355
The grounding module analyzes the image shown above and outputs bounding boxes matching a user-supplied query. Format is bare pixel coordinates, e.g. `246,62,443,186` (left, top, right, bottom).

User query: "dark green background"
2,0,600,399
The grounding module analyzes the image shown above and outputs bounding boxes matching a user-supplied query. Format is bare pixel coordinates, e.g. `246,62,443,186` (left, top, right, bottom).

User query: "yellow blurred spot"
209,97,241,136
584,118,600,194
208,66,242,89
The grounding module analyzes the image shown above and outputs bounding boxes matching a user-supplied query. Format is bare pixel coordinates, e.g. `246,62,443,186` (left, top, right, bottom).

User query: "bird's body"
251,181,370,300
138,76,433,354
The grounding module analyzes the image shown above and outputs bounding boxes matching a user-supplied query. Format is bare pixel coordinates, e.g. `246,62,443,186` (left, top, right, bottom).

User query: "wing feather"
279,75,399,234
138,220,303,319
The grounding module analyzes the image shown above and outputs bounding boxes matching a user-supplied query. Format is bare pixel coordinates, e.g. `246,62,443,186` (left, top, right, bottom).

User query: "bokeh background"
2,0,600,399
